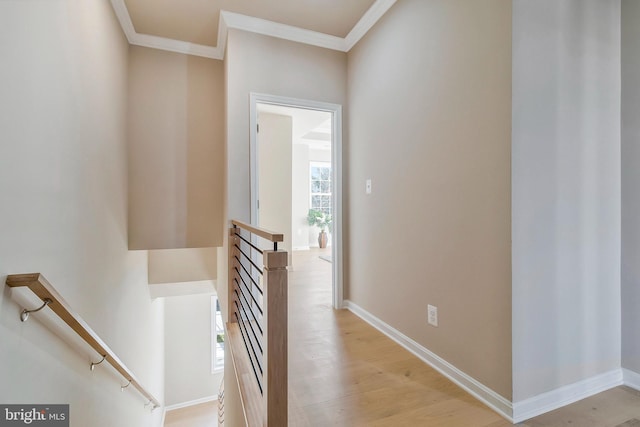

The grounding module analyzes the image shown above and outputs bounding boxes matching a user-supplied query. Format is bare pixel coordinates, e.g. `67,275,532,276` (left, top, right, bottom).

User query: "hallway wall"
622,0,640,377
0,0,164,426
225,29,348,224
222,28,348,427
165,294,223,406
258,113,293,264
128,46,225,250
512,0,621,402
347,0,513,399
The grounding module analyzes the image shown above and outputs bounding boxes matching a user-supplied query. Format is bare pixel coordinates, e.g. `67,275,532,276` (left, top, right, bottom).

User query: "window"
211,296,224,373
310,162,331,215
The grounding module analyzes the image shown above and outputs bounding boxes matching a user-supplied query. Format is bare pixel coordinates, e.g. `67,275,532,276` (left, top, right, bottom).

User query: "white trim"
330,105,344,309
344,300,631,424
309,161,332,214
512,370,623,423
110,0,223,59
108,0,136,43
217,12,229,59
148,280,216,299
159,407,165,427
165,395,218,412
211,296,225,374
344,0,398,50
250,95,259,226
623,368,640,391
221,11,347,52
131,33,223,60
343,300,514,422
251,93,344,310
107,1,395,58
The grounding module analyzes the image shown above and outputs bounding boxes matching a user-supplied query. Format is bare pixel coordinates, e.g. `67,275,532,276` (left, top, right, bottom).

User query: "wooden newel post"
263,250,288,427
228,227,239,324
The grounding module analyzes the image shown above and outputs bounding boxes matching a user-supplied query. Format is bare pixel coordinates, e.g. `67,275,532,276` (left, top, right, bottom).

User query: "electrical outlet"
427,305,438,327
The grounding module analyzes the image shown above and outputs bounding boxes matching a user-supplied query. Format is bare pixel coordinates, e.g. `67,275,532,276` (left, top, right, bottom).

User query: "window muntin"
310,162,331,215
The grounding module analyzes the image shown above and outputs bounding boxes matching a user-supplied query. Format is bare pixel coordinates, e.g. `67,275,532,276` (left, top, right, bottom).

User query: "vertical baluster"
229,227,240,325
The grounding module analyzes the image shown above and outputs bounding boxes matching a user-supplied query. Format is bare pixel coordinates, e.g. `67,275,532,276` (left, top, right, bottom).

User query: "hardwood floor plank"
164,402,218,427
288,249,509,426
288,249,640,427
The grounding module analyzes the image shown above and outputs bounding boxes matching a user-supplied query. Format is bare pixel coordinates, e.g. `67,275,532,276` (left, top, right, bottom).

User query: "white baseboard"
623,368,640,391
165,395,218,412
343,300,514,422
342,301,638,424
512,369,623,423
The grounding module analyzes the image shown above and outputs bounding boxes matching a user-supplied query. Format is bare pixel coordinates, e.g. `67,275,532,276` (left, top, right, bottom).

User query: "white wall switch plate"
366,179,372,194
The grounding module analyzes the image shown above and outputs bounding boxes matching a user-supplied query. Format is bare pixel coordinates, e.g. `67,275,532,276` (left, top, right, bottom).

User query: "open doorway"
249,93,343,309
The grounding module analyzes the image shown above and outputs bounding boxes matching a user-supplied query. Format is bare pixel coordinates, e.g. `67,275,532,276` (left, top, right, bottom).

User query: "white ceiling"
109,0,398,59
124,0,377,47
257,104,332,150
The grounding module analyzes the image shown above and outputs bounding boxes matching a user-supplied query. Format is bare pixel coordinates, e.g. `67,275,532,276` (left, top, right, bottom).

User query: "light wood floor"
164,401,218,427
288,249,640,427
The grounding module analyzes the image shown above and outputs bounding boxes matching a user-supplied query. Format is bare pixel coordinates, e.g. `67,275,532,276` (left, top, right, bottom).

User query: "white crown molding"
131,33,223,59
108,0,396,59
345,0,397,50
343,300,514,423
109,0,135,43
221,11,347,52
109,0,222,59
217,10,229,59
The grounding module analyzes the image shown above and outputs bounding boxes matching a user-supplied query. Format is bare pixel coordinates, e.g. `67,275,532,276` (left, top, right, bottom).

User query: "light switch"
366,179,372,195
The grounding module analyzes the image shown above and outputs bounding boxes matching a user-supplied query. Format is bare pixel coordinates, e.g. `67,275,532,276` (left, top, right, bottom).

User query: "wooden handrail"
231,220,284,243
5,273,161,408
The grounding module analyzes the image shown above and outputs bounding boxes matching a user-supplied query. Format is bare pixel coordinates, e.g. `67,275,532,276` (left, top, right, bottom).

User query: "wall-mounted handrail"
5,273,161,408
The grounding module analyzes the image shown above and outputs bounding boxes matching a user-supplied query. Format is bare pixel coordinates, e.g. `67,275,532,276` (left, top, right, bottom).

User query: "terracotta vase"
318,231,328,248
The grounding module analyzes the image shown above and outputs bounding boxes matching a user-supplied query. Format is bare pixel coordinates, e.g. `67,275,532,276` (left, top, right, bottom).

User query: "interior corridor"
287,250,640,427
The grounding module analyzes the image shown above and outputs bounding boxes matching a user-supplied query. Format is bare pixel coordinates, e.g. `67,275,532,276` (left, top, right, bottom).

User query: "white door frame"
250,92,344,309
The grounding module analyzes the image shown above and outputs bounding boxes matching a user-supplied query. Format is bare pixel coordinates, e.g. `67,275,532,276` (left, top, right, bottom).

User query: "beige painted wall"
164,294,223,406
148,248,217,285
258,113,293,264
347,0,512,399
222,29,348,426
225,29,348,223
0,1,164,425
128,46,224,250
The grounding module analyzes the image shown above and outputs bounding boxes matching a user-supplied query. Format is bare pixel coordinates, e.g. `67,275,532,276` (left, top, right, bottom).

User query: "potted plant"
307,209,332,248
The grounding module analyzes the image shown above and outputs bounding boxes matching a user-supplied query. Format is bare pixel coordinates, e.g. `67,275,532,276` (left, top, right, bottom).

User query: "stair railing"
227,220,288,426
